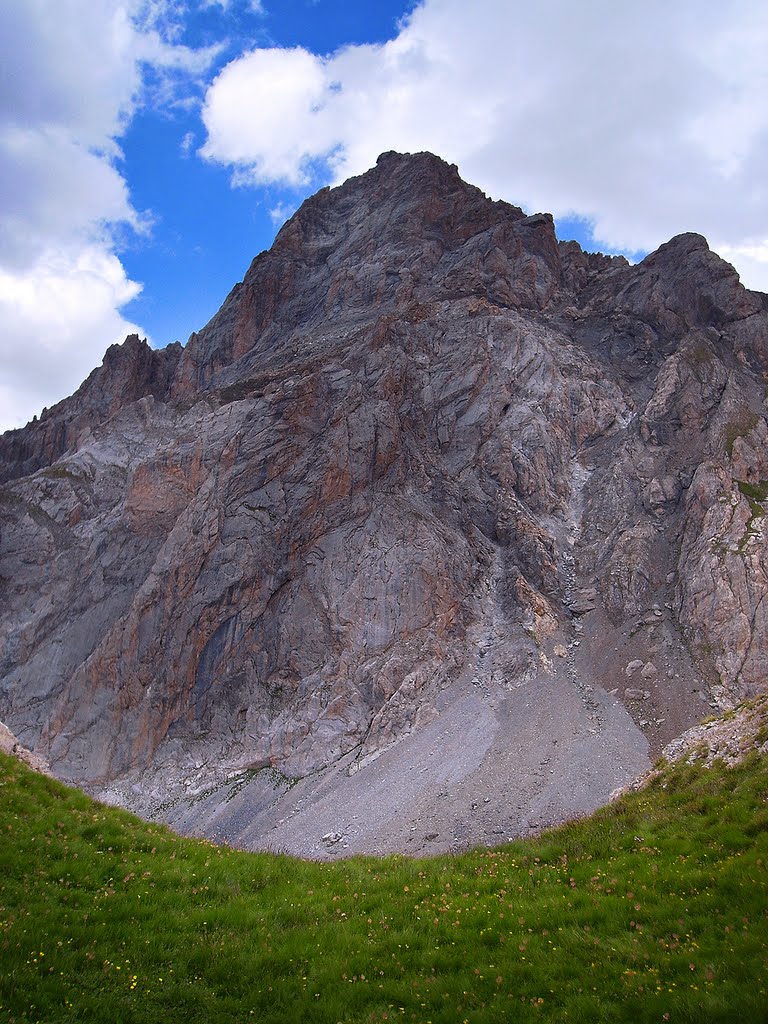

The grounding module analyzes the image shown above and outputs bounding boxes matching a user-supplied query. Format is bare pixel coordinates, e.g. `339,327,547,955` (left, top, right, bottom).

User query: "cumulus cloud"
0,247,143,430
201,0,768,291
201,46,333,184
0,0,217,432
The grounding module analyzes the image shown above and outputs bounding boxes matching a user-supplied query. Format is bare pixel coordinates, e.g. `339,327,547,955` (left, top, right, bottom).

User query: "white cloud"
197,0,265,16
201,47,334,184
269,201,295,226
0,1,218,432
0,125,139,270
0,246,143,430
200,0,768,292
180,130,196,157
715,242,768,294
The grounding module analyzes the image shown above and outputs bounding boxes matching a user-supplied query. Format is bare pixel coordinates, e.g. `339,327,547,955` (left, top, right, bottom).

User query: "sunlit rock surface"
2,152,767,855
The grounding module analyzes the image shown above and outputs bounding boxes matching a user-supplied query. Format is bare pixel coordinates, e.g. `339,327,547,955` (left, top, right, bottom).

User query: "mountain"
1,151,767,856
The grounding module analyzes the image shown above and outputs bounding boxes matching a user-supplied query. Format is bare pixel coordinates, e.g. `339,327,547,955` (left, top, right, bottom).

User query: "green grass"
1,752,767,1024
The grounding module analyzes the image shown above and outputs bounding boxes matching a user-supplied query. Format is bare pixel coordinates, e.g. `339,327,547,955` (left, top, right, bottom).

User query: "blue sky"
2,0,767,431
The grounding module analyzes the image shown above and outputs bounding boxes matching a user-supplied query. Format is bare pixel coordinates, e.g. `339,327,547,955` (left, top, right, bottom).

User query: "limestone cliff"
1,152,767,855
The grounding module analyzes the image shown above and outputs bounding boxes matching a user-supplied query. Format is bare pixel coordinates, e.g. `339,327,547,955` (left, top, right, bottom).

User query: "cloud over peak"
200,0,768,290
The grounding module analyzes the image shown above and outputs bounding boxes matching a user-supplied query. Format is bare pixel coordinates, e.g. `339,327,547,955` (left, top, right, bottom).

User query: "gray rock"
0,151,766,855
568,587,598,614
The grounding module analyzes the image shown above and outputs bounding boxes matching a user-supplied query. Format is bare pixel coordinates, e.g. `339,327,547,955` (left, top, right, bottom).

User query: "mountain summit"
1,152,767,856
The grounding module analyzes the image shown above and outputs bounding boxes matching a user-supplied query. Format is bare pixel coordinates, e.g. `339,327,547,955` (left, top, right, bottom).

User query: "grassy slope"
0,751,766,1024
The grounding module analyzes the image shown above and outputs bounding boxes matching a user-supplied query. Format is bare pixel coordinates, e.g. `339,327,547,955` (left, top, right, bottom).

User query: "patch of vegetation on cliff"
686,343,715,382
39,465,85,483
736,479,768,552
737,479,768,509
723,412,759,456
0,750,766,1023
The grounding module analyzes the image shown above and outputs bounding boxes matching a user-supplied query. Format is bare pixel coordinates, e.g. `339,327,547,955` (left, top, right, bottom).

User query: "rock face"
0,719,51,775
1,151,767,854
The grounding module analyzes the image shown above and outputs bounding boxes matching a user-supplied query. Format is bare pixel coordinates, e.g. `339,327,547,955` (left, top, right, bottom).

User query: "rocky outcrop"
0,719,50,775
612,694,768,804
0,335,182,484
1,151,767,850
662,694,768,769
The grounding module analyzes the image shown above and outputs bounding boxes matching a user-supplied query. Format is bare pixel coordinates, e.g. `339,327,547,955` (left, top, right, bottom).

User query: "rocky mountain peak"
172,152,564,400
274,149,498,255
1,153,767,857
